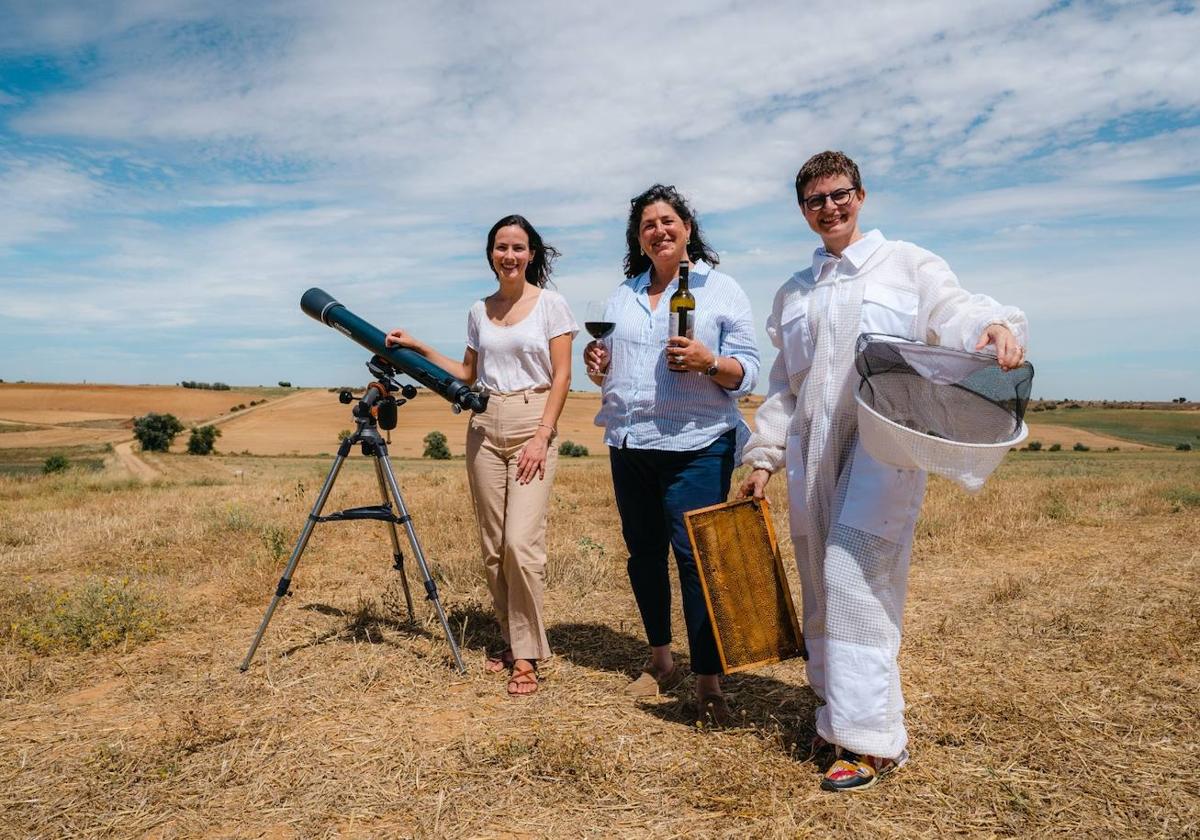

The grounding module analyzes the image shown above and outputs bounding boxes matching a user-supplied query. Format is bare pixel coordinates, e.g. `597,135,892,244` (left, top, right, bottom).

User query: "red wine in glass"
585,321,615,339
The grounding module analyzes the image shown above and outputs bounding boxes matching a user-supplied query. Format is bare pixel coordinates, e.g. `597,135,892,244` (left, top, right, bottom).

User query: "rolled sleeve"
719,287,760,398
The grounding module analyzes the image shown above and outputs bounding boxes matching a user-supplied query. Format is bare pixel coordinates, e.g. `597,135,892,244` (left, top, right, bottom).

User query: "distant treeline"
180,381,231,390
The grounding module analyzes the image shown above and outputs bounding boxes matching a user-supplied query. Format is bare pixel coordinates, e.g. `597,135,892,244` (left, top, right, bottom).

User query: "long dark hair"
485,214,560,288
623,184,720,279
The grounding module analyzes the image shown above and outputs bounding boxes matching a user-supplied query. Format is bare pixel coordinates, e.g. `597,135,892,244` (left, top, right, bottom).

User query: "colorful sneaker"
820,749,908,793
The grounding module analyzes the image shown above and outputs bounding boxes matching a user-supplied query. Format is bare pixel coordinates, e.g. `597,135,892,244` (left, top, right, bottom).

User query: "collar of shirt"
811,229,886,281
632,259,712,293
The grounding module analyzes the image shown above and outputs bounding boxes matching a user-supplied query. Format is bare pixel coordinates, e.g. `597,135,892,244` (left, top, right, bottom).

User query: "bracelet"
537,422,556,433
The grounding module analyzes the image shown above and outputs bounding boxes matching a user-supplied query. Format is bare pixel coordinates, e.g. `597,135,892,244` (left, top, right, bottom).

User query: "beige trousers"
465,389,557,661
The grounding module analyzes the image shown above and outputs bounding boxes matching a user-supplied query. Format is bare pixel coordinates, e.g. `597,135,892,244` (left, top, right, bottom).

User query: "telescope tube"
301,288,488,414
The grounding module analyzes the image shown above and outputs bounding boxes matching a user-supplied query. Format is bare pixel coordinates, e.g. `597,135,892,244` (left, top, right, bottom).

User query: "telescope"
301,287,488,414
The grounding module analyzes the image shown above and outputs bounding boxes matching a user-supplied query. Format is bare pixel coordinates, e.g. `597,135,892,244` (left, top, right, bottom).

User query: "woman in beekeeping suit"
739,151,1027,792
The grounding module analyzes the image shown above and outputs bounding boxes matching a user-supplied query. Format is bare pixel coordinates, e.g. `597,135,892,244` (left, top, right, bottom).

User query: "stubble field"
0,386,1198,838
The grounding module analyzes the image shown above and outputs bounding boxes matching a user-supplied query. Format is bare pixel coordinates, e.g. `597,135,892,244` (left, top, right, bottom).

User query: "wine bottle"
668,261,695,343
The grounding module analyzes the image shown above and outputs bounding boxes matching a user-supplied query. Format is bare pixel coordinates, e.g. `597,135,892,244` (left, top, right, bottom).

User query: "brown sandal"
506,661,539,697
485,648,514,674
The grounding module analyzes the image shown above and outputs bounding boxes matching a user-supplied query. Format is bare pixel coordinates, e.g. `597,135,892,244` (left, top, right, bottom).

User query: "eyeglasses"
801,188,857,213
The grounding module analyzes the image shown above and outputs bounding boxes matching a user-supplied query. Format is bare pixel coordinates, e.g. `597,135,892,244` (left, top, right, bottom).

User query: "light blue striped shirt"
594,261,760,452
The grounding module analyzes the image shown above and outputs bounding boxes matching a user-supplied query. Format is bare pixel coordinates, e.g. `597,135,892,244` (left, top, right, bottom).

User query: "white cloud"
1,1,1198,396
0,156,101,249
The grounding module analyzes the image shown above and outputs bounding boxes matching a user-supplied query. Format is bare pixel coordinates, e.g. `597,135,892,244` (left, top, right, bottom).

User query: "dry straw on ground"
1,446,1198,838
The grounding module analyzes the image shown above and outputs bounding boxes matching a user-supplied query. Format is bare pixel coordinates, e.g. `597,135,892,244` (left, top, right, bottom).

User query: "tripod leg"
373,455,415,621
239,450,349,671
377,453,467,674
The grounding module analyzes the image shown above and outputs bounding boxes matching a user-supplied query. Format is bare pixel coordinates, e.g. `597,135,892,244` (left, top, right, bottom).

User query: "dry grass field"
1,385,1198,837
1,448,1198,836
211,390,610,458
0,383,291,457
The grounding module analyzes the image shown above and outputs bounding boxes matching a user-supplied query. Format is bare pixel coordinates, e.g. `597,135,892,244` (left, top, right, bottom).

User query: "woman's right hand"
738,468,772,499
585,340,609,376
385,328,419,351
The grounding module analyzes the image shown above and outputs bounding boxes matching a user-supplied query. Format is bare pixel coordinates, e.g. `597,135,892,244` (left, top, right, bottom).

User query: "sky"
1,0,1198,401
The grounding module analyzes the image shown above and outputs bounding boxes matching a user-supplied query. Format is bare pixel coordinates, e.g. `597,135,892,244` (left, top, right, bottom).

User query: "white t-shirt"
466,288,578,392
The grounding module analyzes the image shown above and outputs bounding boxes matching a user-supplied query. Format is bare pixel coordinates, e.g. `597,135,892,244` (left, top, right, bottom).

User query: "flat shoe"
485,648,514,673
506,661,539,697
625,662,686,697
820,749,908,793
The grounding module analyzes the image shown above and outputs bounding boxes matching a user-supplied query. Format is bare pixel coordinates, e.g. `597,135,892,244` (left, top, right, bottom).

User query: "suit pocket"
837,440,924,544
861,283,918,339
781,298,815,378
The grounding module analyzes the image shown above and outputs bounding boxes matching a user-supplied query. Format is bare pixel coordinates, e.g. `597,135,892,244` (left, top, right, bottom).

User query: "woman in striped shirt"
585,184,760,723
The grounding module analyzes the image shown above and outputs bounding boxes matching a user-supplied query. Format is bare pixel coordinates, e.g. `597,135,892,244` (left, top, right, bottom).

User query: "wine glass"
584,301,613,376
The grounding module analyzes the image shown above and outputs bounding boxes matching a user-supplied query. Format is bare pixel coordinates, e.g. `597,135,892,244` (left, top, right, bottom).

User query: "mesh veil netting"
855,333,1033,445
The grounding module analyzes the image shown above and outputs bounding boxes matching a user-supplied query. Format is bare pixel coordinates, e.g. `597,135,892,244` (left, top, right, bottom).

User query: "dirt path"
113,440,161,480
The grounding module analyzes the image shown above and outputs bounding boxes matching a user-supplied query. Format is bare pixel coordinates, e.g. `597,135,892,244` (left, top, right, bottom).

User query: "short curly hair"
794,151,863,206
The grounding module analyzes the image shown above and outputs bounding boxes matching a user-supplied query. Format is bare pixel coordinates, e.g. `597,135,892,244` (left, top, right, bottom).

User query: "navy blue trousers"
609,430,735,676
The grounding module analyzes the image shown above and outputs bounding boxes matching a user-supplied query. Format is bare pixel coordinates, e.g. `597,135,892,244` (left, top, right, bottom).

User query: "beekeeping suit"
742,229,1027,758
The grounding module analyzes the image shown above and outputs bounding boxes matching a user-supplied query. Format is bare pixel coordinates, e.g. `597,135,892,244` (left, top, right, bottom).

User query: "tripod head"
338,356,418,431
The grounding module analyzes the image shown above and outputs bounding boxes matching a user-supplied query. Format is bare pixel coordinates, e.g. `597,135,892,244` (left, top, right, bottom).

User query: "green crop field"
1029,408,1200,448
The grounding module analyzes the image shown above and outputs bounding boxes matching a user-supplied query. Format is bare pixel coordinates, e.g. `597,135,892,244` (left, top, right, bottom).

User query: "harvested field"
1029,407,1200,449
0,426,128,451
0,383,286,429
214,389,610,457
1024,423,1153,452
1,446,1197,838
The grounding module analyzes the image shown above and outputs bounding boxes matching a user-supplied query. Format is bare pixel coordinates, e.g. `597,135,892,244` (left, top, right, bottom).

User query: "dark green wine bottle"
668,261,694,343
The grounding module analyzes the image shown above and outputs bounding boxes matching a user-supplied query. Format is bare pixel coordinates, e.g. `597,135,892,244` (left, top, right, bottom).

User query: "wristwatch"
704,357,720,377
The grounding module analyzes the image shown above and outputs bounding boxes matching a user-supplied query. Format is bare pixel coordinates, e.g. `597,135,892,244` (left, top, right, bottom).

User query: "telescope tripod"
240,359,467,673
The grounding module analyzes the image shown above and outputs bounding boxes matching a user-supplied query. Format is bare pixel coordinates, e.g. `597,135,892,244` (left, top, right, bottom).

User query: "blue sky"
1,0,1198,400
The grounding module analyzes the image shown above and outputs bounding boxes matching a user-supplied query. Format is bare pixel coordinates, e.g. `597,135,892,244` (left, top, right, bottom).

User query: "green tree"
558,440,589,457
132,413,185,452
423,430,451,460
43,454,69,474
187,424,222,455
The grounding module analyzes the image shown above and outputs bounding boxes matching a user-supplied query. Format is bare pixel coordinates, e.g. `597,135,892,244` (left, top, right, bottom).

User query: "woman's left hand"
516,432,551,484
665,336,714,373
975,324,1024,371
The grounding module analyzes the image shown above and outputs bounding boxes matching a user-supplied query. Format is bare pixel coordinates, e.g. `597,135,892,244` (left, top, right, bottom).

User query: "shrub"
1073,442,1090,452
1177,442,1193,451
132,413,185,452
337,429,353,442
278,381,292,388
558,440,589,457
1048,443,1062,452
423,430,451,460
8,577,165,653
1026,441,1042,451
187,424,222,455
43,453,70,473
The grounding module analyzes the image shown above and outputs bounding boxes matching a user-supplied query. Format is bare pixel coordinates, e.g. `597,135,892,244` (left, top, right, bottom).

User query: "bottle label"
669,311,692,339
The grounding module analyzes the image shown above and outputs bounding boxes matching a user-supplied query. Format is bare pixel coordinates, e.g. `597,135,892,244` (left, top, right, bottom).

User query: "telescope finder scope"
300,287,488,414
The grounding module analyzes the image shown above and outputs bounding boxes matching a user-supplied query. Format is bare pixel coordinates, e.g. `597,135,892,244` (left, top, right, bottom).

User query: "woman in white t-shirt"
386,215,577,697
